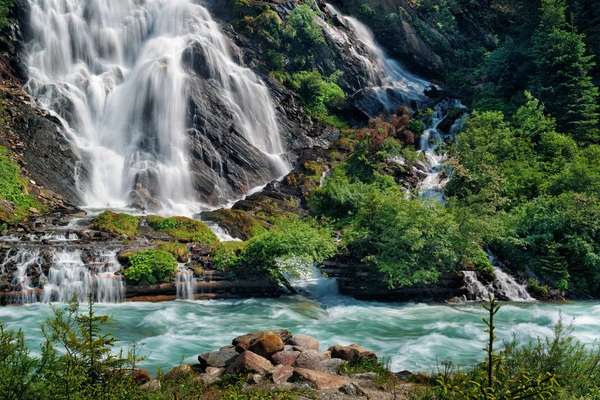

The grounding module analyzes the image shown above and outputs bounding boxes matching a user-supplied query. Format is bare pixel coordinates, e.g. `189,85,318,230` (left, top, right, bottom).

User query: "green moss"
303,160,327,179
210,241,246,271
0,146,45,223
92,211,140,238
147,215,218,244
527,278,550,297
156,241,190,263
123,249,178,285
202,209,266,240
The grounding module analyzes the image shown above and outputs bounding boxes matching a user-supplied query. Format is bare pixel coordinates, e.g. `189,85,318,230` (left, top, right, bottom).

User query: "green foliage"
93,211,140,238
211,241,246,271
147,215,218,244
531,0,599,143
0,0,13,30
0,146,45,223
289,69,346,118
446,96,600,294
124,249,178,285
238,217,337,280
156,242,190,263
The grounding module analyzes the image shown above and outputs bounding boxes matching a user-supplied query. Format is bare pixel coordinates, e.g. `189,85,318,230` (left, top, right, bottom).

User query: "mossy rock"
93,211,140,238
302,160,327,179
123,249,178,285
0,146,46,223
201,209,266,240
156,241,190,263
147,215,218,244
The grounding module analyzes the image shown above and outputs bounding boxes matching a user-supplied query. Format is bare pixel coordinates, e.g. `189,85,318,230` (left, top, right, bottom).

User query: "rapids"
1,297,598,375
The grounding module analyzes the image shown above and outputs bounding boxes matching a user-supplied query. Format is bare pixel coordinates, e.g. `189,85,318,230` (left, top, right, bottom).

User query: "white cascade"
41,249,124,303
461,268,533,302
25,0,289,214
176,265,195,301
324,3,430,109
289,266,340,299
1,249,44,304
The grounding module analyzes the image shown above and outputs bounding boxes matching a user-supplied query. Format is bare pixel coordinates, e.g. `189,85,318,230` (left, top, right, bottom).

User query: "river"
1,296,598,375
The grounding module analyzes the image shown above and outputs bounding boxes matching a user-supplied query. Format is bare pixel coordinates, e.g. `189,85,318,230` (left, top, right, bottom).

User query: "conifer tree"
531,0,599,143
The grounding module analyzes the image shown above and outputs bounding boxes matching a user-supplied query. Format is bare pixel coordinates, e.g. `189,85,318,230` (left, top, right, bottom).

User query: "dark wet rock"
198,345,239,369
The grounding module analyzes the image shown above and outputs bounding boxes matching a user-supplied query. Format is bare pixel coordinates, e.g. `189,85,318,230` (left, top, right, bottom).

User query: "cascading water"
1,249,44,304
461,268,533,302
324,4,430,111
38,249,124,303
176,265,195,301
26,0,289,214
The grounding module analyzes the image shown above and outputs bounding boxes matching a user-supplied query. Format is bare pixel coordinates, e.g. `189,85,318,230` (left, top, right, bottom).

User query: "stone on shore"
248,331,285,359
271,350,301,366
286,334,320,352
232,329,292,352
292,368,348,389
225,351,274,375
328,344,378,363
293,349,322,370
198,345,239,369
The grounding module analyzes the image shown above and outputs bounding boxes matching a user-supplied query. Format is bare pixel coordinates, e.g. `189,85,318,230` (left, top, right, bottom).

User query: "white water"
1,249,43,304
325,4,430,109
462,268,533,302
176,265,195,301
25,0,289,215
38,249,124,303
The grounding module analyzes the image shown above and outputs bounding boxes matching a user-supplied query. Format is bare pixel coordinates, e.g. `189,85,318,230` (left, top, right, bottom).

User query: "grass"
156,241,190,263
0,146,45,223
92,211,140,238
148,215,218,244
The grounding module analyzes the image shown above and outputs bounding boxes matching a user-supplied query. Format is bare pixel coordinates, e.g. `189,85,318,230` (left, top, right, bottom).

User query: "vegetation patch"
201,209,266,240
123,249,178,285
147,215,218,244
156,241,190,263
92,211,140,238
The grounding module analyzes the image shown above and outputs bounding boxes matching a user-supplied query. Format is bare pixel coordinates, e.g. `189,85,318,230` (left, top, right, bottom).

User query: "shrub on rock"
147,215,217,244
124,249,178,285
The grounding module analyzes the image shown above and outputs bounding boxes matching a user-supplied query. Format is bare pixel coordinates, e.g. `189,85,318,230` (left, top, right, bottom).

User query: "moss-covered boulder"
156,241,190,263
147,215,218,244
93,211,140,238
123,248,178,285
201,209,266,240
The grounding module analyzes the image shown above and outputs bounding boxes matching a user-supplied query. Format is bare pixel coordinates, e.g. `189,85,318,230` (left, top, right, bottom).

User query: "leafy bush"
289,70,346,117
211,241,246,271
93,211,140,238
0,146,45,223
156,242,190,263
147,215,218,244
0,0,13,30
124,249,178,285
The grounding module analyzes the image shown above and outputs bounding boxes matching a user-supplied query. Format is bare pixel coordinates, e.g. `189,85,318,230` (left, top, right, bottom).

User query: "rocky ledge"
137,329,416,399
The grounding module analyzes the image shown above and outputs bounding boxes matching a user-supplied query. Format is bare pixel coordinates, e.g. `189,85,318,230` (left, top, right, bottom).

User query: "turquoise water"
1,296,599,375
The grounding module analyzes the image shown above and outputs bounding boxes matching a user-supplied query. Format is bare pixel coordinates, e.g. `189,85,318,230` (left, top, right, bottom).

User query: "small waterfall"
461,268,533,302
2,249,44,304
176,265,195,301
25,0,289,213
40,249,124,303
324,3,430,110
289,266,340,299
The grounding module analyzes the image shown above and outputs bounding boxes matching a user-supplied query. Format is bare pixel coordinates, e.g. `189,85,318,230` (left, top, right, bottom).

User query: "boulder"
248,331,284,359
198,345,239,369
320,358,347,374
320,350,332,360
165,364,202,380
286,334,320,352
271,350,301,366
199,367,224,385
340,382,367,396
225,351,274,375
292,368,348,390
271,365,294,384
232,329,292,352
293,350,321,370
140,379,161,392
131,369,151,384
328,344,378,363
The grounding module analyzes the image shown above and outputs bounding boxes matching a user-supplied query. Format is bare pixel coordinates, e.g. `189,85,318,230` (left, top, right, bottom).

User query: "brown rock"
165,364,202,380
328,344,378,363
131,369,151,384
287,334,320,352
271,350,301,366
293,349,321,370
232,329,292,352
248,332,284,358
292,368,348,389
199,367,224,385
225,351,274,375
140,379,161,392
321,350,332,360
271,365,294,384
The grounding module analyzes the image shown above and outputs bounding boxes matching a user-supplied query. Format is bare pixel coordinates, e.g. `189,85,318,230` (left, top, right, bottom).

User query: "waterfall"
324,3,430,110
38,249,124,303
461,268,533,302
176,265,195,301
2,249,44,304
25,0,289,214
288,266,340,299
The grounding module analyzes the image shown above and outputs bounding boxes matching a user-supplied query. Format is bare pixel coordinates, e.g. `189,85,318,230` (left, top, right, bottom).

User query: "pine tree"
531,0,599,143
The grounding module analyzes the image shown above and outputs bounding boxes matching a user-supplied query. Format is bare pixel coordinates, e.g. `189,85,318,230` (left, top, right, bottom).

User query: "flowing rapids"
2,298,598,374
25,0,289,215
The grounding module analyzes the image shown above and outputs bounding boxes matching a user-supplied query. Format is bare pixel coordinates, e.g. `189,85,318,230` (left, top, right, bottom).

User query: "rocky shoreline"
133,329,417,399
